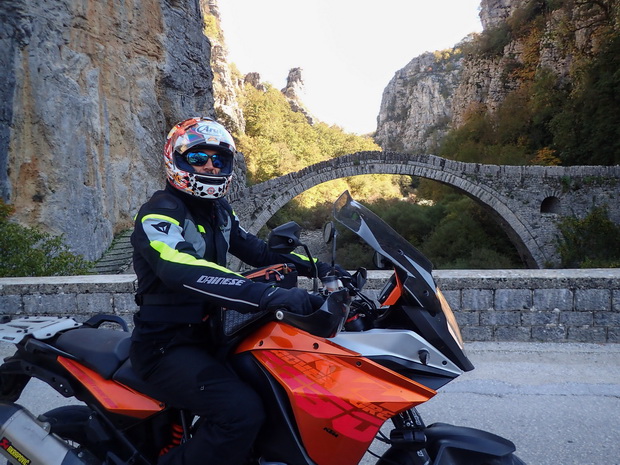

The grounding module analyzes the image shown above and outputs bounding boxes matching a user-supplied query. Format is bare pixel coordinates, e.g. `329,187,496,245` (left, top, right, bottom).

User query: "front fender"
425,422,518,464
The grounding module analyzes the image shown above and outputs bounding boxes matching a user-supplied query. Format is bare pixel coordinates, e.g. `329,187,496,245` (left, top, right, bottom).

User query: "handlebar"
273,289,351,338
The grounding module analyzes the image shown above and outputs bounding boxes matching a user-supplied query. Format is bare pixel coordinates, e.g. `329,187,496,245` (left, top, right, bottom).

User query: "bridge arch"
230,152,539,267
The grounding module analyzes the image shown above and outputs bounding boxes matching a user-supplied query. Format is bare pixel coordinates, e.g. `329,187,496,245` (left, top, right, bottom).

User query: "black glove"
260,287,323,315
317,262,351,279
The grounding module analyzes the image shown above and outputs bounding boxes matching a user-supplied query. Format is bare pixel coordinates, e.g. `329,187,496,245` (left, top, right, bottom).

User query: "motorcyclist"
130,117,335,465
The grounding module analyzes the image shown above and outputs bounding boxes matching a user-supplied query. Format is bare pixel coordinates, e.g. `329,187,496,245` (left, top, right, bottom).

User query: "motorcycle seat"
55,328,131,379
113,358,165,401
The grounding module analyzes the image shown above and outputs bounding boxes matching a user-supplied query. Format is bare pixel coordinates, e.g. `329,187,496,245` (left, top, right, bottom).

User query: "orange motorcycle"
0,191,524,465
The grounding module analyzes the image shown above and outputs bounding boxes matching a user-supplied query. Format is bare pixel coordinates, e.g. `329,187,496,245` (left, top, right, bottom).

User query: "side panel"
58,357,164,419
239,323,436,465
231,353,315,465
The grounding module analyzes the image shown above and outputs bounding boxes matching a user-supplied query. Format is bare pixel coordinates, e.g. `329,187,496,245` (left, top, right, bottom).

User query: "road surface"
2,341,618,465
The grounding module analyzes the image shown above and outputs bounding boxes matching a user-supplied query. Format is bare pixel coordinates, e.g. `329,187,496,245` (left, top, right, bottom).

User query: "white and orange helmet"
164,117,236,199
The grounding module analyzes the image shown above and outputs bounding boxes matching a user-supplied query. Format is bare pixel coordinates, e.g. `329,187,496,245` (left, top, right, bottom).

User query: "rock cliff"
0,0,215,261
376,0,612,152
375,0,527,152
203,0,245,134
375,50,464,153
281,67,316,125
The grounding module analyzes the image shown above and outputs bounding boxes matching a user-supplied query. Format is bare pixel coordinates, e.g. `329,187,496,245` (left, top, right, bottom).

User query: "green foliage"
333,196,523,270
556,206,620,268
203,15,223,42
438,63,581,166
236,81,404,207
267,199,333,232
444,0,620,167
333,230,374,270
463,24,512,57
0,200,92,277
418,197,522,269
462,0,553,58
550,33,620,165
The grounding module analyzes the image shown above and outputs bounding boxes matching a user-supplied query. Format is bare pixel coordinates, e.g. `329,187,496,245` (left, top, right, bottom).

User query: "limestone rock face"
375,0,610,153
244,72,267,92
281,67,315,125
479,0,528,29
204,0,245,134
375,52,463,153
0,0,214,260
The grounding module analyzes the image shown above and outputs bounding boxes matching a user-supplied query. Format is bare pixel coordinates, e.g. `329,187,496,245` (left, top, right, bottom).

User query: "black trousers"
130,342,265,465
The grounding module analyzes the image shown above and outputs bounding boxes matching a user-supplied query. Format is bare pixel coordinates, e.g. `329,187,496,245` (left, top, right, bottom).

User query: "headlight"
436,288,464,350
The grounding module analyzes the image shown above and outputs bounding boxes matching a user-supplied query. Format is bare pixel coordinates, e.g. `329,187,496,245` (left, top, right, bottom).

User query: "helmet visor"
175,150,233,175
186,152,226,169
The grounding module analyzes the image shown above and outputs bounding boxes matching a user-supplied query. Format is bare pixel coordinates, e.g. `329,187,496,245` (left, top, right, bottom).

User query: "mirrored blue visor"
186,152,224,168
176,150,233,175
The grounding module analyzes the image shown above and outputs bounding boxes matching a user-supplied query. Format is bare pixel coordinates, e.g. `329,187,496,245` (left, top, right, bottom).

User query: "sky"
217,1,483,135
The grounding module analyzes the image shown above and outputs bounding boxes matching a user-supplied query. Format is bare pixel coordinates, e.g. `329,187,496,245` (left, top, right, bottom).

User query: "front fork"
388,408,431,464
384,408,522,465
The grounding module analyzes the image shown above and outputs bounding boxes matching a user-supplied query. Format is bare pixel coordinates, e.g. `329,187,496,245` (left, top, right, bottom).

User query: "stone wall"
1,270,618,343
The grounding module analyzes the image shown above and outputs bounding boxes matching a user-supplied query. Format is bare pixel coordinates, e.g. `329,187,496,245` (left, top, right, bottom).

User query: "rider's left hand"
317,262,350,279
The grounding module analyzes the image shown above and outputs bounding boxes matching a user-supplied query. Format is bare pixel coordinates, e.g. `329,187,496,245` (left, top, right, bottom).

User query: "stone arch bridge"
229,151,620,269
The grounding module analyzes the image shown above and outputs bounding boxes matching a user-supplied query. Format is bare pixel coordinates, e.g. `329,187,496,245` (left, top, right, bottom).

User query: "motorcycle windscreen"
333,190,474,371
333,191,441,313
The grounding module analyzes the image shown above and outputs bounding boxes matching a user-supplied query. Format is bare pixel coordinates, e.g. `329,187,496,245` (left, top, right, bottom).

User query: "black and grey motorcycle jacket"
130,183,319,338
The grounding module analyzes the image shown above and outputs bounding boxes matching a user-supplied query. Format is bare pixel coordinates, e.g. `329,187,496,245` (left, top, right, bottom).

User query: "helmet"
164,117,236,199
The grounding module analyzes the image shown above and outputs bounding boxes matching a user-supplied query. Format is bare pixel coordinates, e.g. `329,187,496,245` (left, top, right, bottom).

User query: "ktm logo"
152,222,171,234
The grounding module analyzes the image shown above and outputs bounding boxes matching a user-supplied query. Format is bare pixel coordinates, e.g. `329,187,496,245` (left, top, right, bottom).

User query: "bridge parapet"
1,270,618,343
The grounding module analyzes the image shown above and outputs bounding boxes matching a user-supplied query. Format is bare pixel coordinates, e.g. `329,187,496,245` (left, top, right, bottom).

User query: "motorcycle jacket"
131,183,319,342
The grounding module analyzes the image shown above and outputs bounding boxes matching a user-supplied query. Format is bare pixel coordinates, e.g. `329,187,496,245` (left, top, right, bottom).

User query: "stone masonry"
1,269,618,343
229,152,620,269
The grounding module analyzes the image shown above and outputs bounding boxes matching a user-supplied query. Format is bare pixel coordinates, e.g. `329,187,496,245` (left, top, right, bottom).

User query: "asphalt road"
2,341,619,465
362,341,620,465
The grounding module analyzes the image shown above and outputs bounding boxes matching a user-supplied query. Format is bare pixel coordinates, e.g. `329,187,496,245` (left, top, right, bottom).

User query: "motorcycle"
0,191,525,465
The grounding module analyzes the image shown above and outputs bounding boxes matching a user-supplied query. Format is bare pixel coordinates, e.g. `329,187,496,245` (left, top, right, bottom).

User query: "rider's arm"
133,197,273,313
225,206,325,277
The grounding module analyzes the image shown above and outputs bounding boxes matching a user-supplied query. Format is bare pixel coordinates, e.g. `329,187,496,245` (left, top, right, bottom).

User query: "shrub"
0,200,92,277
556,206,620,268
329,195,523,270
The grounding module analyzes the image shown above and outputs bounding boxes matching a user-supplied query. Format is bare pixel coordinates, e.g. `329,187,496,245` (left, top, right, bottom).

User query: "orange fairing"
237,323,436,465
381,271,403,306
58,356,165,419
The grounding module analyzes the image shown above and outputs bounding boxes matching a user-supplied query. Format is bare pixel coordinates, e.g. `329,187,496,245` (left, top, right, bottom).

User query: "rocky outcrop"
375,0,613,153
375,0,525,152
281,67,315,125
0,0,215,261
203,0,245,134
375,51,464,153
479,0,528,29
